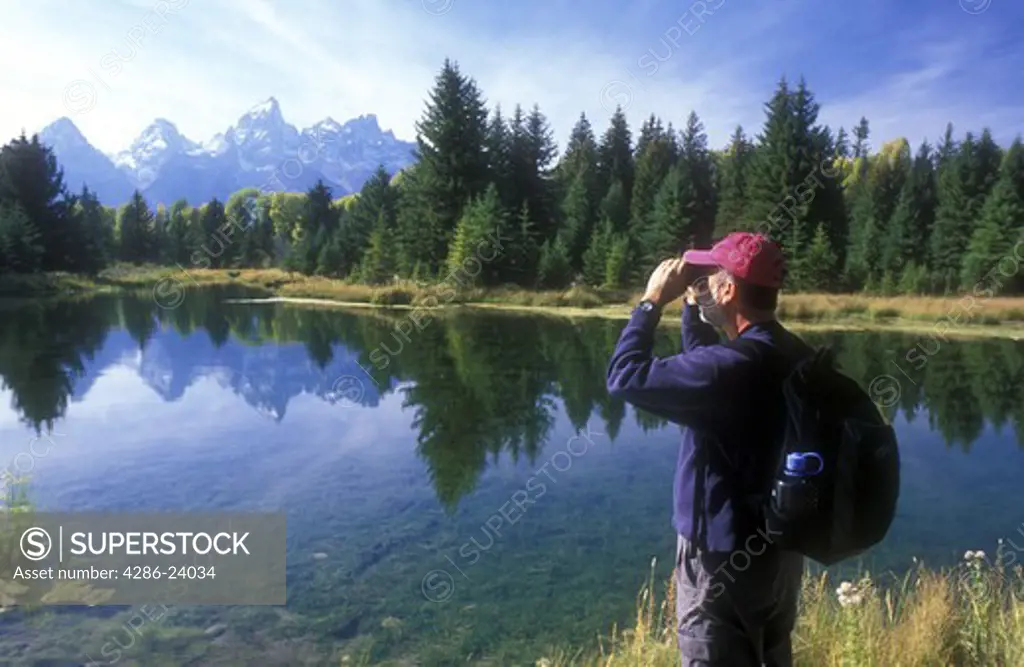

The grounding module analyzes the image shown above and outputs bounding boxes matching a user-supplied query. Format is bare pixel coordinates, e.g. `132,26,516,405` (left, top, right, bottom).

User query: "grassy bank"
5,265,1024,338
543,554,1024,667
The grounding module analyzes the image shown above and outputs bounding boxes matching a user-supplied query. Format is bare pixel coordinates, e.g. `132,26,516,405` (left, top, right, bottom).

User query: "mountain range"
36,97,418,207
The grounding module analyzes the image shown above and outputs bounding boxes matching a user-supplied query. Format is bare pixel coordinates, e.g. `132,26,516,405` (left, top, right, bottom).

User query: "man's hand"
642,257,691,307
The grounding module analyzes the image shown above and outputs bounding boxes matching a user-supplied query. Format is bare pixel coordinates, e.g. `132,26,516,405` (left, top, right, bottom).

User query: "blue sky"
1,0,1022,155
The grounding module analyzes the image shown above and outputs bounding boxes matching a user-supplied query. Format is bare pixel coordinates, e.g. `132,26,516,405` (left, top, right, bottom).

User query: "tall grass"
544,553,1024,667
8,266,1024,331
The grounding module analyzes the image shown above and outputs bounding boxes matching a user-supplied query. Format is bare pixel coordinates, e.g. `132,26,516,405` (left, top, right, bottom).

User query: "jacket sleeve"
681,302,719,352
606,307,738,430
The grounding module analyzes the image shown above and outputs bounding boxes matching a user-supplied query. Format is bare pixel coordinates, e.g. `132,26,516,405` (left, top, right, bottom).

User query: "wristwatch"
637,299,660,314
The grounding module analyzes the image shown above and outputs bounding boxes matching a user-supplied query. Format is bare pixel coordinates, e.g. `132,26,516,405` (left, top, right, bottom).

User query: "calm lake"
0,290,1022,666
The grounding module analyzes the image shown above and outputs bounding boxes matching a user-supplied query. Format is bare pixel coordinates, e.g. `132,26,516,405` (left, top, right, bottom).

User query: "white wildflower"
839,592,864,608
835,580,865,608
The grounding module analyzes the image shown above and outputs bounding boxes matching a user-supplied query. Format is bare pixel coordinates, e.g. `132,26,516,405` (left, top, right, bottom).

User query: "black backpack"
734,341,902,566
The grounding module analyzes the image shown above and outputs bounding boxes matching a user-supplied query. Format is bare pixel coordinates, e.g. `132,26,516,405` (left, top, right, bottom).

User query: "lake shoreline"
224,295,1024,340
5,265,1024,340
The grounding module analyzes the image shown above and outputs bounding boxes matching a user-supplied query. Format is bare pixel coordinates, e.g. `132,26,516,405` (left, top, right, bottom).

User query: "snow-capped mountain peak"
199,132,232,156
343,114,381,133
247,96,283,120
37,117,135,203
39,117,91,151
115,118,200,188
227,96,300,162
311,117,343,133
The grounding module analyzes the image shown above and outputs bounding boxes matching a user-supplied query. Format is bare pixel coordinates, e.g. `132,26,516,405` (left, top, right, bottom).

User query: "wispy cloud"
820,32,1024,147
0,0,1020,155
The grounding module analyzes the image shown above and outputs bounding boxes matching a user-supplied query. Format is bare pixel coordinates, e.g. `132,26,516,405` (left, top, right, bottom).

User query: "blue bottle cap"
785,452,824,475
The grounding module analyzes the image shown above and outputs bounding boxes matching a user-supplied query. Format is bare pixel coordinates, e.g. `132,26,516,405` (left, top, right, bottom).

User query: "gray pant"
675,535,803,666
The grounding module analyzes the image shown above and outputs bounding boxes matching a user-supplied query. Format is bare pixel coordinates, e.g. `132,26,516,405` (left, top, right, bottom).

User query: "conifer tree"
878,270,897,296
392,166,427,277
961,139,1024,292
0,202,43,273
559,164,594,272
680,111,717,246
72,186,112,273
745,80,794,232
502,202,540,285
852,117,870,158
930,131,1002,292
152,204,168,262
801,223,838,291
835,127,850,159
634,114,659,158
596,107,634,213
358,211,397,285
507,105,529,218
713,125,753,237
536,236,573,289
315,229,344,277
599,180,629,235
341,167,395,276
523,105,558,240
630,116,673,242
446,184,506,286
859,140,911,274
844,177,879,290
223,189,259,267
604,233,631,289
553,114,600,263
195,198,231,268
486,106,514,211
0,133,76,271
745,78,831,262
398,59,490,275
582,218,611,286
555,113,600,190
163,198,194,266
644,162,697,270
883,142,937,273
116,190,157,263
897,262,929,295
302,180,339,238
935,123,957,173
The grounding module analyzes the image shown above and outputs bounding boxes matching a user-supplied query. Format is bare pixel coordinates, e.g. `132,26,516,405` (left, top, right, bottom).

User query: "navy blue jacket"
606,302,812,552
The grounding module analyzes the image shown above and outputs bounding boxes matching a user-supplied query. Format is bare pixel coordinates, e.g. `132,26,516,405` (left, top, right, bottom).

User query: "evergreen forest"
2,59,1022,297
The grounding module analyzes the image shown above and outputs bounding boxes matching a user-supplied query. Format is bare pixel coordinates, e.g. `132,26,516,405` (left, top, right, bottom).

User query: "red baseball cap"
682,232,785,288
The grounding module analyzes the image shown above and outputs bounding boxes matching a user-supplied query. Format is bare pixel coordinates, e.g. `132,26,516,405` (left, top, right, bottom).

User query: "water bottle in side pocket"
771,452,823,521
